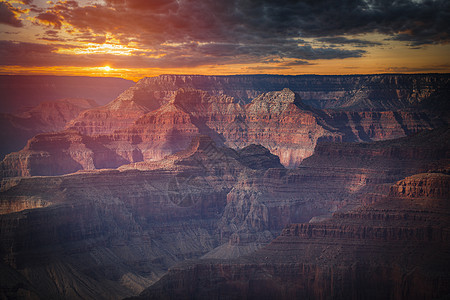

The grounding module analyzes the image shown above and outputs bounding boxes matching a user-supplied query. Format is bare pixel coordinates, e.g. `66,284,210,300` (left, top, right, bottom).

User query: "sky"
0,0,449,81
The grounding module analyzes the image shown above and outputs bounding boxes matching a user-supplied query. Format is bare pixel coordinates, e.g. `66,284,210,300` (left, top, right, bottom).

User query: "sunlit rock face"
65,74,449,136
240,88,340,167
66,98,150,136
213,127,450,252
2,82,447,178
5,74,445,175
136,171,450,300
2,88,335,175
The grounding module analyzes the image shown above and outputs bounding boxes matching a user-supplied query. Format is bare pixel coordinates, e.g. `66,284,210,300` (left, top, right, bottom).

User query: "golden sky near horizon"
0,0,449,81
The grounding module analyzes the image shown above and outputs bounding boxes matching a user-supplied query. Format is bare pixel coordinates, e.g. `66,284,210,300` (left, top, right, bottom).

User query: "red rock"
0,98,98,158
0,136,282,298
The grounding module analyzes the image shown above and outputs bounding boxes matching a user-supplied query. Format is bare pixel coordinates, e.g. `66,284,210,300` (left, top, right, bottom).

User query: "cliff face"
0,98,98,159
66,98,150,135
65,74,449,136
137,172,450,300
3,88,340,173
99,74,450,110
0,136,282,299
4,74,447,173
203,127,450,260
0,130,129,177
1,127,448,299
18,87,441,174
323,110,445,142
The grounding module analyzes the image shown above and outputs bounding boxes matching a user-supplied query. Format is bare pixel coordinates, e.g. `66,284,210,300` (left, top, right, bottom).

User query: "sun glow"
102,65,111,72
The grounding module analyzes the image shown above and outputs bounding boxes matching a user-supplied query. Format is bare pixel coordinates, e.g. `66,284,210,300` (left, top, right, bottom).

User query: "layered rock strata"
4,78,447,176
1,126,448,299
0,136,282,299
0,98,98,159
214,127,450,250
70,74,449,111
2,89,341,174
136,171,450,300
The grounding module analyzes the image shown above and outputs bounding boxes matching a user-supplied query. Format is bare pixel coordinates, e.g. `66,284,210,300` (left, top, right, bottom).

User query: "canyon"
1,74,447,177
137,171,449,300
0,74,449,299
0,98,99,159
1,127,448,299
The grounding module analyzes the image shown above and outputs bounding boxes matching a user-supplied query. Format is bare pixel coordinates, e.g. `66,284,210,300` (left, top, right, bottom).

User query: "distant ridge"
135,73,450,110
0,75,135,113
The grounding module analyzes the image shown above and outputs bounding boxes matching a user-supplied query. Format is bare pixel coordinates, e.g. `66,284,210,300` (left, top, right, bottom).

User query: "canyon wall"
136,171,450,300
0,98,98,159
3,84,446,176
1,126,448,299
95,74,450,109
0,136,282,299
66,73,449,135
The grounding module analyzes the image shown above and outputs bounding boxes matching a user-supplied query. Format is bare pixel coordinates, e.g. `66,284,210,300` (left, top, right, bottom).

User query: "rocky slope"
2,88,339,174
0,98,99,159
65,74,449,136
6,85,444,175
136,171,450,300
0,136,282,299
210,127,450,254
1,126,448,299
66,97,150,135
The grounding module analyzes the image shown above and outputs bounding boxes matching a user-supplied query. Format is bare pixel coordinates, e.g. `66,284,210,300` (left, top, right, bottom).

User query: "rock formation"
0,74,449,299
2,74,448,173
0,98,98,159
66,74,449,136
0,136,282,299
1,125,448,299
70,74,449,110
10,86,444,175
135,171,450,300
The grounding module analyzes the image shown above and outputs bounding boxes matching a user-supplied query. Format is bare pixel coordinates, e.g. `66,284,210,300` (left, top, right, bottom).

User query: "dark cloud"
41,0,449,45
280,60,315,66
2,0,449,70
36,12,63,28
316,37,383,47
105,0,179,12
0,2,24,27
45,30,58,36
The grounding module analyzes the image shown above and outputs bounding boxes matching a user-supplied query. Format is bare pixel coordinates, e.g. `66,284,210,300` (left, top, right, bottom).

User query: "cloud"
41,0,449,45
36,12,63,28
2,0,448,71
316,37,383,47
280,60,315,67
0,2,24,27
